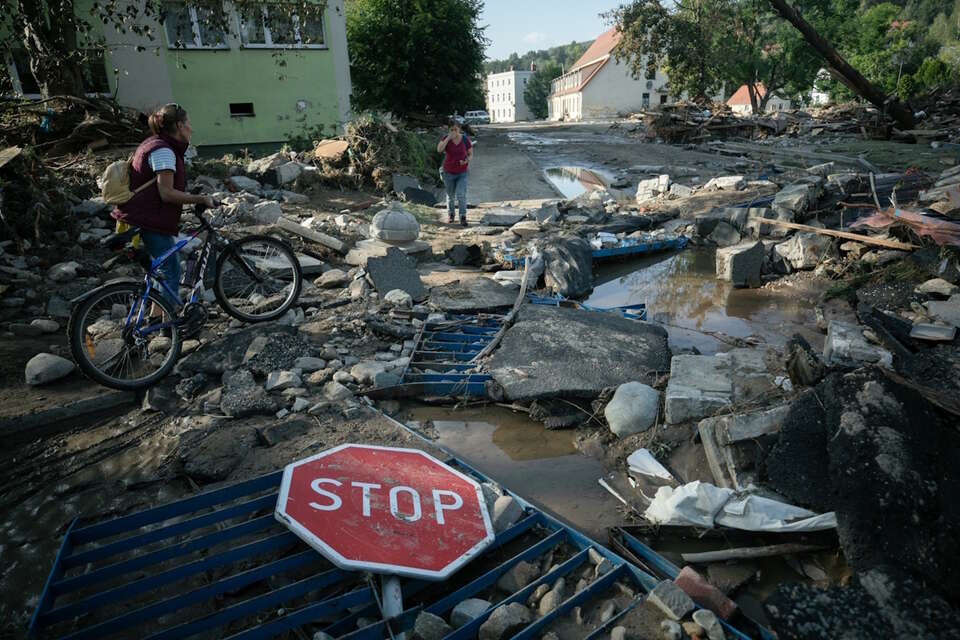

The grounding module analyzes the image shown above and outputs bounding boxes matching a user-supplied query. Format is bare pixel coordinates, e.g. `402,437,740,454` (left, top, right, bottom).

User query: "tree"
720,0,825,112
347,0,488,119
0,1,328,99
485,40,590,75
607,0,733,102
523,61,560,119
765,0,914,128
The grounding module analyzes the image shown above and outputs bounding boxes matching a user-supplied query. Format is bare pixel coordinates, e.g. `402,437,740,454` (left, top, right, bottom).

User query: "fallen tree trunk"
766,0,914,130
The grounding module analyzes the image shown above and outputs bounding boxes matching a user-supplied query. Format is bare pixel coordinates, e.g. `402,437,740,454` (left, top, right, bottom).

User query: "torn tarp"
850,207,960,247
644,481,837,532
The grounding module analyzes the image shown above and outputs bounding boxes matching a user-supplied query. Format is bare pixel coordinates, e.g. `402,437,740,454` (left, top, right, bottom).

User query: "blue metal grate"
28,455,765,640
397,314,504,398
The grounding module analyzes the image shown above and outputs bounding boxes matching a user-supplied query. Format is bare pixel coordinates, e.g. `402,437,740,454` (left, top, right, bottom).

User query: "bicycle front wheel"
214,235,303,322
67,282,182,390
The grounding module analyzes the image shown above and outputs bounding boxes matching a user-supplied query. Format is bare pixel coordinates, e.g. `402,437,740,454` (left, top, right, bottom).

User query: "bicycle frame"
126,223,217,337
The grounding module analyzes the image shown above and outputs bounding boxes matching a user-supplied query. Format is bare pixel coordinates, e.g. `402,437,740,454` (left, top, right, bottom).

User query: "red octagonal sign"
275,444,495,580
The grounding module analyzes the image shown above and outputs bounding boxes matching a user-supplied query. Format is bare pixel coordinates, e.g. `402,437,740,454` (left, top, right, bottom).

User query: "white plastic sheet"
626,449,676,482
644,481,837,532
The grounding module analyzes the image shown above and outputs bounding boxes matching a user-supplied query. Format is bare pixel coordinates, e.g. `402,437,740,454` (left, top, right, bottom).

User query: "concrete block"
823,321,893,369
664,356,733,424
716,241,764,287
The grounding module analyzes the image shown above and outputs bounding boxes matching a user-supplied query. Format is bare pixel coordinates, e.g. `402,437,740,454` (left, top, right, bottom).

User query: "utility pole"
766,0,915,130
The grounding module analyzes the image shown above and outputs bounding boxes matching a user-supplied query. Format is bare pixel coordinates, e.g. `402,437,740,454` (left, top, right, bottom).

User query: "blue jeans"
140,231,181,304
442,170,468,221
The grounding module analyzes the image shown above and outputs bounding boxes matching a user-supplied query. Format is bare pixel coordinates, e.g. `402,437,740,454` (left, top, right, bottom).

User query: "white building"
548,28,673,121
486,66,535,123
727,83,792,114
809,69,831,106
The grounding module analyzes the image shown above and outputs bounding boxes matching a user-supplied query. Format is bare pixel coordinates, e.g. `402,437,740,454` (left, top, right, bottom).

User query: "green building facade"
6,1,352,150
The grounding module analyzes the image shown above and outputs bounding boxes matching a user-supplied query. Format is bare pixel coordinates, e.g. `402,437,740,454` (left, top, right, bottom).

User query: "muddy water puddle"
543,166,615,200
587,248,823,354
405,405,623,541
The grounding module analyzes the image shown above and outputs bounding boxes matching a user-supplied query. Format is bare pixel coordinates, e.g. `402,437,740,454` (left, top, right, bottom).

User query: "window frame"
238,6,328,50
4,49,111,99
164,3,230,50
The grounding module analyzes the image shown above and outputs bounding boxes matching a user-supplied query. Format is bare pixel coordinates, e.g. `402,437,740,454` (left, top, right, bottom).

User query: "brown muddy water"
588,247,824,355
405,405,623,542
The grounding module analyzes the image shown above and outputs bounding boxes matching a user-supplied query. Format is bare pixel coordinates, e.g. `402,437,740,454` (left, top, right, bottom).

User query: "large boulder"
605,382,660,437
478,603,533,640
823,321,893,369
542,236,593,298
248,201,283,225
25,353,75,385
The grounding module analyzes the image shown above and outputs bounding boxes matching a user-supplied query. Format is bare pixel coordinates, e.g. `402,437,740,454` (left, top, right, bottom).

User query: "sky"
480,0,621,61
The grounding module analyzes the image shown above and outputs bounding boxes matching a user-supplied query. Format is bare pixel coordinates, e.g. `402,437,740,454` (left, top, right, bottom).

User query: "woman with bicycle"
112,104,216,295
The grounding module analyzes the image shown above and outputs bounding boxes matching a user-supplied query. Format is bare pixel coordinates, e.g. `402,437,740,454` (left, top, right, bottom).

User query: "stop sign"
275,444,495,580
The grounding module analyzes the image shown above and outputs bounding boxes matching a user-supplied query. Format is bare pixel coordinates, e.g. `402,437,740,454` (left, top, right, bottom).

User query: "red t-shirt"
442,135,472,174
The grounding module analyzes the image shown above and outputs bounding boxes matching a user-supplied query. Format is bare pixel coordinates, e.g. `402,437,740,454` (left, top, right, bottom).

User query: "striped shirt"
148,148,177,173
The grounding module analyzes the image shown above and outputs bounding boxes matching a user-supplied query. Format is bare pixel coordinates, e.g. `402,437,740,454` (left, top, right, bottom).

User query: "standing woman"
437,118,473,225
112,103,214,299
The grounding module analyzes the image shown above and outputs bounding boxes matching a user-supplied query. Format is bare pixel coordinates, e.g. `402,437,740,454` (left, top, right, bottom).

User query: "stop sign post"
274,444,495,581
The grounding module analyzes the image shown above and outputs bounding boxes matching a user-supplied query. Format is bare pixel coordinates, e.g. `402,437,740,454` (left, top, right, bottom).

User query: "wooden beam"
766,0,914,130
682,543,831,563
275,216,348,254
471,260,532,363
757,218,917,250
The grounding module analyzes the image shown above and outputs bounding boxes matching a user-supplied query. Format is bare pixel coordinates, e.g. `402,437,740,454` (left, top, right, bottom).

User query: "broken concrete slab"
636,174,671,203
716,241,764,287
664,349,774,424
699,403,791,489
915,278,959,297
823,321,893,369
924,294,960,327
510,220,542,238
664,356,732,425
430,277,518,312
703,176,745,191
365,247,427,301
706,221,741,247
479,209,528,226
487,304,670,402
344,238,431,266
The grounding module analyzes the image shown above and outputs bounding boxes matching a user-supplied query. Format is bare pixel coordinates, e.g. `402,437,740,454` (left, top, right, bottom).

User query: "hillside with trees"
608,0,959,112
485,40,591,75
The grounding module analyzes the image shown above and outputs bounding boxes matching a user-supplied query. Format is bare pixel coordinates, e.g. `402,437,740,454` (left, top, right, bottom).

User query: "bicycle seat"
101,227,140,251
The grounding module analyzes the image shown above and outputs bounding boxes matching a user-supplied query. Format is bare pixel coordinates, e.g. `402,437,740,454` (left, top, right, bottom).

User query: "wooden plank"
470,260,532,363
275,217,348,254
681,543,831,563
0,146,22,170
757,218,917,250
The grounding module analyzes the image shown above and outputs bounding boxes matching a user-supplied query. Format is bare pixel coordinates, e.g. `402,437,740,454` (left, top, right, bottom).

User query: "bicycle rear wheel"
68,282,182,390
214,235,302,322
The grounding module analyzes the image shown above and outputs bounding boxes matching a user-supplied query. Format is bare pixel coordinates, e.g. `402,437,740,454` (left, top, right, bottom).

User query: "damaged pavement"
4,104,960,639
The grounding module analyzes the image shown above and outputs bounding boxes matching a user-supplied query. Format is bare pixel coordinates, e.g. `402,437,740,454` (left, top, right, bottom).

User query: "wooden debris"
275,216,348,254
756,218,917,250
681,543,831,563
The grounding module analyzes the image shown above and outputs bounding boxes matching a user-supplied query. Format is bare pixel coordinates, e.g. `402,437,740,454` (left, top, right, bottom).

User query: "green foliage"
607,0,732,101
346,0,488,119
485,41,590,75
523,61,561,119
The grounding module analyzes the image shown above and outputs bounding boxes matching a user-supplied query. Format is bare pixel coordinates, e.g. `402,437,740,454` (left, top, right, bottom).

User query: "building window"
642,93,650,108
660,94,668,105
230,102,255,117
5,48,109,97
239,6,326,48
163,2,228,49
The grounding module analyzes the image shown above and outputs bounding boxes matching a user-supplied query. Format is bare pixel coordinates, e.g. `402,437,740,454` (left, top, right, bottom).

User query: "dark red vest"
112,134,188,235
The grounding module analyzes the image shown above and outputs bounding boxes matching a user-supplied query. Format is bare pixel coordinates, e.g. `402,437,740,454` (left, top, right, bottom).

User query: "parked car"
464,110,490,125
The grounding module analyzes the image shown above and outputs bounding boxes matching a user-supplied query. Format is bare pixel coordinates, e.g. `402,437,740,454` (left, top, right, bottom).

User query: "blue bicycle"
68,206,303,390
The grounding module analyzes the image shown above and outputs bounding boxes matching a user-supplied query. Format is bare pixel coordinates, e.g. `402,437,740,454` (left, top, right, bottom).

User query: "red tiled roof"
727,83,768,106
570,27,621,72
